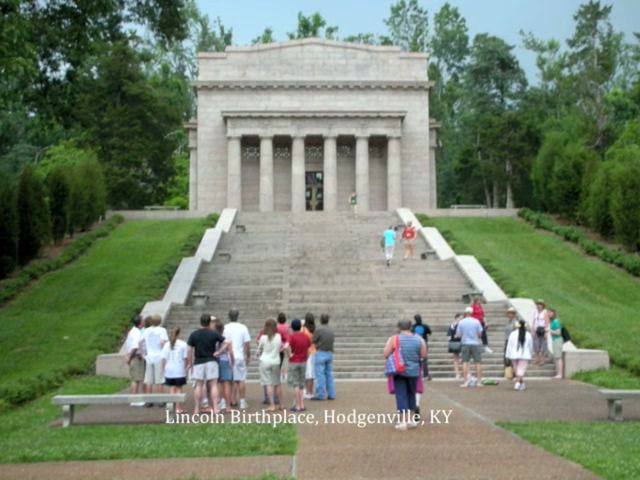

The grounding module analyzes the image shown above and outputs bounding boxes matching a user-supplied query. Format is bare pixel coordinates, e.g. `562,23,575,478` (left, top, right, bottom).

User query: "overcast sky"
196,0,640,83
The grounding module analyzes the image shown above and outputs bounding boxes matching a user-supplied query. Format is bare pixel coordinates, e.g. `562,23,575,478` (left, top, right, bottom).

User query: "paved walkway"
4,380,637,479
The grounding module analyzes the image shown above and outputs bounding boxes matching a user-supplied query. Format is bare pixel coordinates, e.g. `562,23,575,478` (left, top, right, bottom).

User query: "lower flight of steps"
164,211,556,379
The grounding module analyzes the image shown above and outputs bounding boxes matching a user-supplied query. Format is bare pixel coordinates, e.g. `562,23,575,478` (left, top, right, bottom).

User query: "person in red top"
288,319,311,412
471,296,493,353
402,221,417,260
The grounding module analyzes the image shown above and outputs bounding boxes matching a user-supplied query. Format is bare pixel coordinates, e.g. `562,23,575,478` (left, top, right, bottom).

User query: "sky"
196,0,640,83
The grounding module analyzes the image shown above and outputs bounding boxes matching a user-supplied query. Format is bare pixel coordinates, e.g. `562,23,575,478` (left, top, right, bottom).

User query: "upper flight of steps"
166,211,555,379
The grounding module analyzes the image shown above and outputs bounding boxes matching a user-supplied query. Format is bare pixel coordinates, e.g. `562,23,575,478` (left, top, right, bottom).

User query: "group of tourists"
124,310,335,414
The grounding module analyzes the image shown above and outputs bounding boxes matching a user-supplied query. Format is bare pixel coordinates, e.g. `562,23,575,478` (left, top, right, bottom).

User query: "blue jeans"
394,375,417,412
314,350,336,399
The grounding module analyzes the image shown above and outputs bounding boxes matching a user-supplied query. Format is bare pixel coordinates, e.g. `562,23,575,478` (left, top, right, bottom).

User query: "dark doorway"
305,171,324,211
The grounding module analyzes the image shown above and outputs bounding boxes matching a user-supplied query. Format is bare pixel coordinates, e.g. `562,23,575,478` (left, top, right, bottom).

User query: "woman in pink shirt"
471,296,492,353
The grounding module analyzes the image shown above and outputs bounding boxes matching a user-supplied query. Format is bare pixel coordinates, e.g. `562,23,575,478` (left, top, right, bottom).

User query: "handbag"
384,335,406,376
448,340,462,353
504,366,513,379
535,326,546,337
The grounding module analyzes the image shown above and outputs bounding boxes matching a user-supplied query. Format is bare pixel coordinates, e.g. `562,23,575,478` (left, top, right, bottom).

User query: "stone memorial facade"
186,38,438,212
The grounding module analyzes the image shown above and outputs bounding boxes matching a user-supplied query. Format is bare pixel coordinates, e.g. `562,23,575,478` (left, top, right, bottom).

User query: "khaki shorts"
192,361,219,382
288,363,306,389
233,359,247,382
144,361,163,385
129,356,144,382
259,362,281,386
461,344,482,363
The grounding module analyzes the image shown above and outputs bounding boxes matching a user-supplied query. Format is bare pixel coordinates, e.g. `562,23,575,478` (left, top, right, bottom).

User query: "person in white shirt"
225,309,251,409
125,315,145,406
506,321,533,391
142,315,169,402
161,326,188,413
257,318,284,411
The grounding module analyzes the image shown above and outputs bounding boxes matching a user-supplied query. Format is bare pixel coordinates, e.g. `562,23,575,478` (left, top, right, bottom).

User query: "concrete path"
4,380,634,479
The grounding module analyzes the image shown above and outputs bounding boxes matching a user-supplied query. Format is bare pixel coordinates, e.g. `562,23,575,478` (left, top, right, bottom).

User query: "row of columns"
227,134,402,212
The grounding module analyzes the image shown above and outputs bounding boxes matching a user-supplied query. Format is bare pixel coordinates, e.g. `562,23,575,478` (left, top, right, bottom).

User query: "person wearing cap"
531,299,550,366
455,307,484,387
125,315,145,406
506,320,533,391
503,307,518,379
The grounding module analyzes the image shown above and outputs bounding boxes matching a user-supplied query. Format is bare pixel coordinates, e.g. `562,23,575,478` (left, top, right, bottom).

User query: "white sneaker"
514,382,521,391
219,399,226,410
130,402,145,407
485,346,494,353
303,392,313,400
239,399,248,410
520,383,526,391
201,399,209,408
394,422,408,431
407,421,419,429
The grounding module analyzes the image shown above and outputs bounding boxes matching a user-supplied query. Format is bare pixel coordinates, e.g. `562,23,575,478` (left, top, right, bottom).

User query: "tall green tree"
287,13,338,40
16,166,50,264
384,0,428,52
0,181,18,277
47,166,71,243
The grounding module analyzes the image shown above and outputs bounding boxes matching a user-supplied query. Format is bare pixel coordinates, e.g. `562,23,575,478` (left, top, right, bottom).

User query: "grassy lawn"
420,216,640,378
501,421,640,480
0,376,296,463
0,218,211,407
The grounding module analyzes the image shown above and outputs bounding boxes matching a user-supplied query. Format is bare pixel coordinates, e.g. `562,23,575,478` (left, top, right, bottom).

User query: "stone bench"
143,205,180,211
450,204,486,209
52,393,186,427
599,389,640,421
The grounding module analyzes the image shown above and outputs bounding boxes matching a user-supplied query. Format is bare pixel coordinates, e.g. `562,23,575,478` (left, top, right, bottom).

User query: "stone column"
188,145,198,210
323,135,338,212
226,135,242,209
355,135,369,213
291,135,306,212
259,135,274,212
387,136,402,210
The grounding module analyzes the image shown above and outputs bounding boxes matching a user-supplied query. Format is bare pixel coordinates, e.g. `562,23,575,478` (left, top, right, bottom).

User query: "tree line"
1,0,639,253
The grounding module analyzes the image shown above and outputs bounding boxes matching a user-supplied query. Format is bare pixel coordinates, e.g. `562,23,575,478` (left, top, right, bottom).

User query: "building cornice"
221,110,407,120
193,80,431,91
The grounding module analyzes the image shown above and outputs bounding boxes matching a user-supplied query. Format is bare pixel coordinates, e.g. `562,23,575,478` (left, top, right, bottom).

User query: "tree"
610,153,640,251
17,166,50,264
287,13,338,40
384,0,428,52
253,28,275,45
74,41,183,208
0,181,18,277
549,142,595,219
47,166,71,243
431,3,469,80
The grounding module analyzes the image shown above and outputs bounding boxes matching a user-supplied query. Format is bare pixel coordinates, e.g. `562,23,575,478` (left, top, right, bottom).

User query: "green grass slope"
421,217,640,377
0,219,210,407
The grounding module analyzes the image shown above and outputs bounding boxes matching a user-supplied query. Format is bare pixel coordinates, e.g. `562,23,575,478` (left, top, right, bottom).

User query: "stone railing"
96,209,237,377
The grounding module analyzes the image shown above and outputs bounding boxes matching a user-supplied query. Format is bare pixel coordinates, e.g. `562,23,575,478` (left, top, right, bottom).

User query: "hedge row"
0,215,125,307
0,214,218,409
518,208,640,277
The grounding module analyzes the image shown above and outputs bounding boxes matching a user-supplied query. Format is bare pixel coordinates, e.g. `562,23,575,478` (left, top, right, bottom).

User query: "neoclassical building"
186,38,438,212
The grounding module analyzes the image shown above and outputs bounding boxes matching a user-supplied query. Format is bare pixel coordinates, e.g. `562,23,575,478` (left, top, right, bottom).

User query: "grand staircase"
166,212,555,379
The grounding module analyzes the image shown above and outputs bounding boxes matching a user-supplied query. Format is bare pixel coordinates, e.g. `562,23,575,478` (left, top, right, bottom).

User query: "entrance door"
305,171,324,211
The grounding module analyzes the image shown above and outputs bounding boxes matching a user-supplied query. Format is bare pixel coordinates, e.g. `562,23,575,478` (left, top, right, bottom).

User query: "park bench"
143,205,180,211
450,204,486,209
461,291,484,304
52,393,186,427
599,389,640,421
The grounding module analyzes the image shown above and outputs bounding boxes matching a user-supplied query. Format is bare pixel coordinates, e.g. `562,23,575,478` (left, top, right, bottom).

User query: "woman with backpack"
447,313,463,380
548,309,563,379
412,314,432,380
